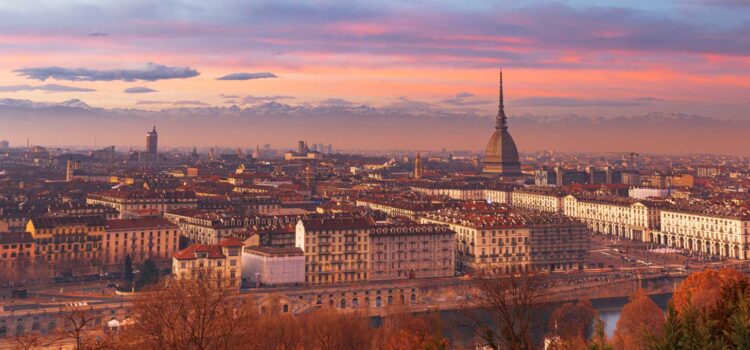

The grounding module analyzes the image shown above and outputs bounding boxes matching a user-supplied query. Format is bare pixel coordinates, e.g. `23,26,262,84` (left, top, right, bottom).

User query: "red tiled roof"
219,238,244,247
173,244,225,260
106,218,178,231
30,215,106,229
244,245,303,255
300,216,373,231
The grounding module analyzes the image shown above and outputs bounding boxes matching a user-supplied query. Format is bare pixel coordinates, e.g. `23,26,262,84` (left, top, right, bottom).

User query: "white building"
241,246,304,286
629,187,671,199
563,195,664,241
657,205,750,259
511,187,567,213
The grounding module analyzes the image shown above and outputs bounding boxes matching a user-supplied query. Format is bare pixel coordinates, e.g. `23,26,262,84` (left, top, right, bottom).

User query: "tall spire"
496,68,507,130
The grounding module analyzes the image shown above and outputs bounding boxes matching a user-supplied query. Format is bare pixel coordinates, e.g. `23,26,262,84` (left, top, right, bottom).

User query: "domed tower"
482,69,521,176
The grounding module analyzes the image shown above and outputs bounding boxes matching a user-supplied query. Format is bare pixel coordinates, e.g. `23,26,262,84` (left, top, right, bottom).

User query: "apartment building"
295,217,457,285
172,238,244,289
0,232,35,281
368,224,454,281
511,187,567,213
563,194,665,241
26,215,106,277
103,218,181,270
295,217,373,285
658,204,750,259
421,204,588,273
87,189,198,218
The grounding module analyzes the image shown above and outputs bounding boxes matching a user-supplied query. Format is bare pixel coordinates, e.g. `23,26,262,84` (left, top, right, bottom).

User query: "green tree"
648,305,682,350
137,259,159,288
725,291,750,349
123,254,134,282
587,317,613,350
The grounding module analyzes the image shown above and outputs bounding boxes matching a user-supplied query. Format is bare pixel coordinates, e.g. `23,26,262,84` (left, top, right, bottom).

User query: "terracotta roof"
105,218,178,231
29,215,106,229
300,216,373,231
219,238,244,247
244,245,303,255
173,244,225,260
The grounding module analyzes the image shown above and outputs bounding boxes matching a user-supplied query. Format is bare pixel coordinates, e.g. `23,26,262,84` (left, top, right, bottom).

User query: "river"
373,293,673,348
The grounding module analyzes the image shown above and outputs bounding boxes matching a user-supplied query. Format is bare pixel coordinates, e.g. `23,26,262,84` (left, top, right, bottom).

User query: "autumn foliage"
612,289,664,350
671,268,750,316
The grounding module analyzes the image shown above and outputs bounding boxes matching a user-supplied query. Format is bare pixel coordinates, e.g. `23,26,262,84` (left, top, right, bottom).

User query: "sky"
1,0,749,120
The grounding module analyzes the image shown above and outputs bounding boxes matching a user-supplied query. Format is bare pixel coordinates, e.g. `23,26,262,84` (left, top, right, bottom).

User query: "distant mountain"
0,98,747,154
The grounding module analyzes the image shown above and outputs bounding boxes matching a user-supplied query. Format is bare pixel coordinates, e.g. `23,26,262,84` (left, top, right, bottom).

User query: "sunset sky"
1,0,749,119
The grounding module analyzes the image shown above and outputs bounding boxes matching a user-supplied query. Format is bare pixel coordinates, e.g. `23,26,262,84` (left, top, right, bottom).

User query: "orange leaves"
672,268,750,316
613,289,664,350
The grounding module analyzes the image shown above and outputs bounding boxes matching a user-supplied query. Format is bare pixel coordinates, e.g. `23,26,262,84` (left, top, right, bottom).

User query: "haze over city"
1,0,750,153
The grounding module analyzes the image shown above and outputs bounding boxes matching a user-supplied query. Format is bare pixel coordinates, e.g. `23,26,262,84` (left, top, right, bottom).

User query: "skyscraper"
482,70,521,176
146,126,158,154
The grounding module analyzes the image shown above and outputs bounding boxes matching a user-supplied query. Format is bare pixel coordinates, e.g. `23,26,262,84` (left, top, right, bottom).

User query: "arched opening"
376,296,382,307
352,298,359,308
340,299,346,309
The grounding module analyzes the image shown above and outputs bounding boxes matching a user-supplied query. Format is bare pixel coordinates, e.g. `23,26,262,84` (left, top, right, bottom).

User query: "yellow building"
26,216,106,277
172,238,244,289
296,217,372,285
103,218,181,271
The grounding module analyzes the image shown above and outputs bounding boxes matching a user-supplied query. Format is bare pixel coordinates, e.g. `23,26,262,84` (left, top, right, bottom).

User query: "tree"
299,308,374,350
671,268,749,316
123,255,133,283
12,332,56,350
725,291,750,349
548,299,597,343
119,275,259,350
612,289,664,350
374,306,449,350
57,307,106,350
471,269,548,350
136,259,158,288
588,317,613,350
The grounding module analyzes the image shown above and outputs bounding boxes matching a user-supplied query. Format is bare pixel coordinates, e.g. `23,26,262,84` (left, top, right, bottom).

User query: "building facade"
26,216,106,277
295,217,372,285
87,190,198,218
563,195,664,241
368,224,454,281
241,246,305,286
657,206,750,259
103,218,181,271
172,238,243,289
421,207,588,273
511,187,566,213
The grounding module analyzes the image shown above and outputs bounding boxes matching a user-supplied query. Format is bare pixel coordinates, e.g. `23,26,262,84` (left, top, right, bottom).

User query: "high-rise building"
483,70,521,176
414,153,423,179
146,125,158,154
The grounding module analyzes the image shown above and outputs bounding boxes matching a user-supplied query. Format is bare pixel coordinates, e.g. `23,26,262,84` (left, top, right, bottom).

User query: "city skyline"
0,0,749,121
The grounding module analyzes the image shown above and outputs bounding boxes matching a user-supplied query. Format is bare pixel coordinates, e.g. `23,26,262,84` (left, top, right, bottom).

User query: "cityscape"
1,1,750,350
